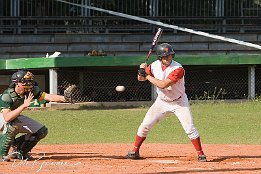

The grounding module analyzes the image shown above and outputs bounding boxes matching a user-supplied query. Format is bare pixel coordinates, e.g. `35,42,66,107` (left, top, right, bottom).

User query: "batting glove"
138,68,147,77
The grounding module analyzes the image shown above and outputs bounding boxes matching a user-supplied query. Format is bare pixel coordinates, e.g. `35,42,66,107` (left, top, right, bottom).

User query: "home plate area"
1,144,261,174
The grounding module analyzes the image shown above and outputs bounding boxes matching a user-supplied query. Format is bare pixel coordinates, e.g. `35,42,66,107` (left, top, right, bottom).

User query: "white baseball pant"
137,94,199,140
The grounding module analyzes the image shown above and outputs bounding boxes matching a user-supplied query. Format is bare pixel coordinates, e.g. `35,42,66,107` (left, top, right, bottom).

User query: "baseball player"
126,43,207,162
0,70,75,162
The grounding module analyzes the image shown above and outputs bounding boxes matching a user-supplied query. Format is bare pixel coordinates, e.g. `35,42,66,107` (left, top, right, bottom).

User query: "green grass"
23,101,261,145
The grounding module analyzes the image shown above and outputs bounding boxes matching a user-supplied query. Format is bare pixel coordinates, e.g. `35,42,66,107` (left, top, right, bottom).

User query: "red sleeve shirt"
146,65,184,83
167,67,184,83
146,64,153,76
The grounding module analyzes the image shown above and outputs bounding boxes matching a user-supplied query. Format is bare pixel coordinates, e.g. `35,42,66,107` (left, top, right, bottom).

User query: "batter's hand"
138,63,148,77
138,68,147,77
138,63,148,81
140,63,147,69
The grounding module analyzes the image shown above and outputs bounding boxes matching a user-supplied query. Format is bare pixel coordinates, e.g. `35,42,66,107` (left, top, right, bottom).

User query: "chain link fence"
255,66,261,98
57,68,151,102
57,65,261,102
185,66,248,100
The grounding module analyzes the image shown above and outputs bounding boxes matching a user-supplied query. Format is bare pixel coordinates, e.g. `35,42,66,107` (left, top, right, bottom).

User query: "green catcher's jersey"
0,84,44,111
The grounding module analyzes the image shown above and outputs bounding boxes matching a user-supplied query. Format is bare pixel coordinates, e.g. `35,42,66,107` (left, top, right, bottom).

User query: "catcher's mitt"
64,85,77,103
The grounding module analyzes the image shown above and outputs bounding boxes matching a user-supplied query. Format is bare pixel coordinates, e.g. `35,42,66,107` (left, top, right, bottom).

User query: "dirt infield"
1,144,261,174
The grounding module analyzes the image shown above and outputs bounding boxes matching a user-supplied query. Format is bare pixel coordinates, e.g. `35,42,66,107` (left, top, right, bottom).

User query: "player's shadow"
208,155,261,162
31,152,130,161
144,155,187,159
32,153,261,162
144,168,261,174
142,155,261,174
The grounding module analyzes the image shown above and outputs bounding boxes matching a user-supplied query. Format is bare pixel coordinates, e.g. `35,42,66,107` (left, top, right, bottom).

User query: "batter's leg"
127,98,169,159
173,96,206,162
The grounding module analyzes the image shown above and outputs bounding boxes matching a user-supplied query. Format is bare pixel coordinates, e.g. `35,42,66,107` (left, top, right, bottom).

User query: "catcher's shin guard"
12,126,48,159
0,123,19,157
11,134,26,159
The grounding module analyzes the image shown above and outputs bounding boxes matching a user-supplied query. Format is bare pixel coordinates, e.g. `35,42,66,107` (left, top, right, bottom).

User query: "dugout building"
0,0,261,103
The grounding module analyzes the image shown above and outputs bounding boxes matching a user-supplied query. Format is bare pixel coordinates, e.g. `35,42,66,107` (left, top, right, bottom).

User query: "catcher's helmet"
11,70,35,91
156,43,175,59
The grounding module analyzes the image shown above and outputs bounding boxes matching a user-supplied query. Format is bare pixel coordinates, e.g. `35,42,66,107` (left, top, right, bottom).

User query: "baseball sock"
191,137,205,156
132,135,146,152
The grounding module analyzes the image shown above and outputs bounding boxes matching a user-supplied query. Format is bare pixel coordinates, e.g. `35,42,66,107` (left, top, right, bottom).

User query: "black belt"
173,96,181,101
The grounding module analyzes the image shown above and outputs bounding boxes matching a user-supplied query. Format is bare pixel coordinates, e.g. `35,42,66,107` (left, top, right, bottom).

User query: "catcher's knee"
13,126,48,157
24,126,48,144
35,126,48,140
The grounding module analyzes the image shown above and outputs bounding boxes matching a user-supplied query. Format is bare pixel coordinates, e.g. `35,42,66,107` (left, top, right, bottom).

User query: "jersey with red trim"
149,60,185,101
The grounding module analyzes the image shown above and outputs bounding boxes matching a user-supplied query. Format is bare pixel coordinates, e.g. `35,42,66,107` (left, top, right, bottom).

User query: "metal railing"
0,0,260,34
1,16,260,34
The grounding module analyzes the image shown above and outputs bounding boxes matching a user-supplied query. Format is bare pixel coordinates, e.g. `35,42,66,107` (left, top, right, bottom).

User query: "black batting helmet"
156,43,175,59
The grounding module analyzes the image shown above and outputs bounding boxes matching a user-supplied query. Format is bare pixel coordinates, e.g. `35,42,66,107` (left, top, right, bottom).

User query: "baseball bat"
144,28,163,63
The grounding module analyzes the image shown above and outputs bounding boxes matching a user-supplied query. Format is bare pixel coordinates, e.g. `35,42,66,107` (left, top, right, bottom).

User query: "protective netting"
255,66,261,99
185,66,248,100
57,65,261,102
57,68,151,102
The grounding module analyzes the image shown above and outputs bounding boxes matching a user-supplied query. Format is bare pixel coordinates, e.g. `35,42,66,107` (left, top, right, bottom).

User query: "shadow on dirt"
208,155,261,162
143,168,261,174
32,152,130,160
55,105,147,111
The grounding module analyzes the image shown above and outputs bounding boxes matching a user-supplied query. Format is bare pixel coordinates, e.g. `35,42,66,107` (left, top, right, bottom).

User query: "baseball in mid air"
115,85,125,92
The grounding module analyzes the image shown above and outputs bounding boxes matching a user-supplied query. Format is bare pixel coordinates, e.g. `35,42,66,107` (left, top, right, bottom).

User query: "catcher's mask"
156,43,175,60
11,70,35,92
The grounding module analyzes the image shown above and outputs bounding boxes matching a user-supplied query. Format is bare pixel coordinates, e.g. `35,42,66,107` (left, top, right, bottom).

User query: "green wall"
1,54,261,70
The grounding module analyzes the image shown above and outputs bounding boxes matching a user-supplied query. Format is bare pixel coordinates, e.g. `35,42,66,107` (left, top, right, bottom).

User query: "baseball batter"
127,43,207,162
0,70,75,162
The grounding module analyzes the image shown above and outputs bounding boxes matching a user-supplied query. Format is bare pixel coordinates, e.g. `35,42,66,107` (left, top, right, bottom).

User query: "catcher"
0,70,76,162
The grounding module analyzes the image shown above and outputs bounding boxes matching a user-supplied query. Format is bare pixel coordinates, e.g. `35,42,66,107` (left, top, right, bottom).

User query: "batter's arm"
2,92,34,122
146,76,174,89
146,67,185,89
